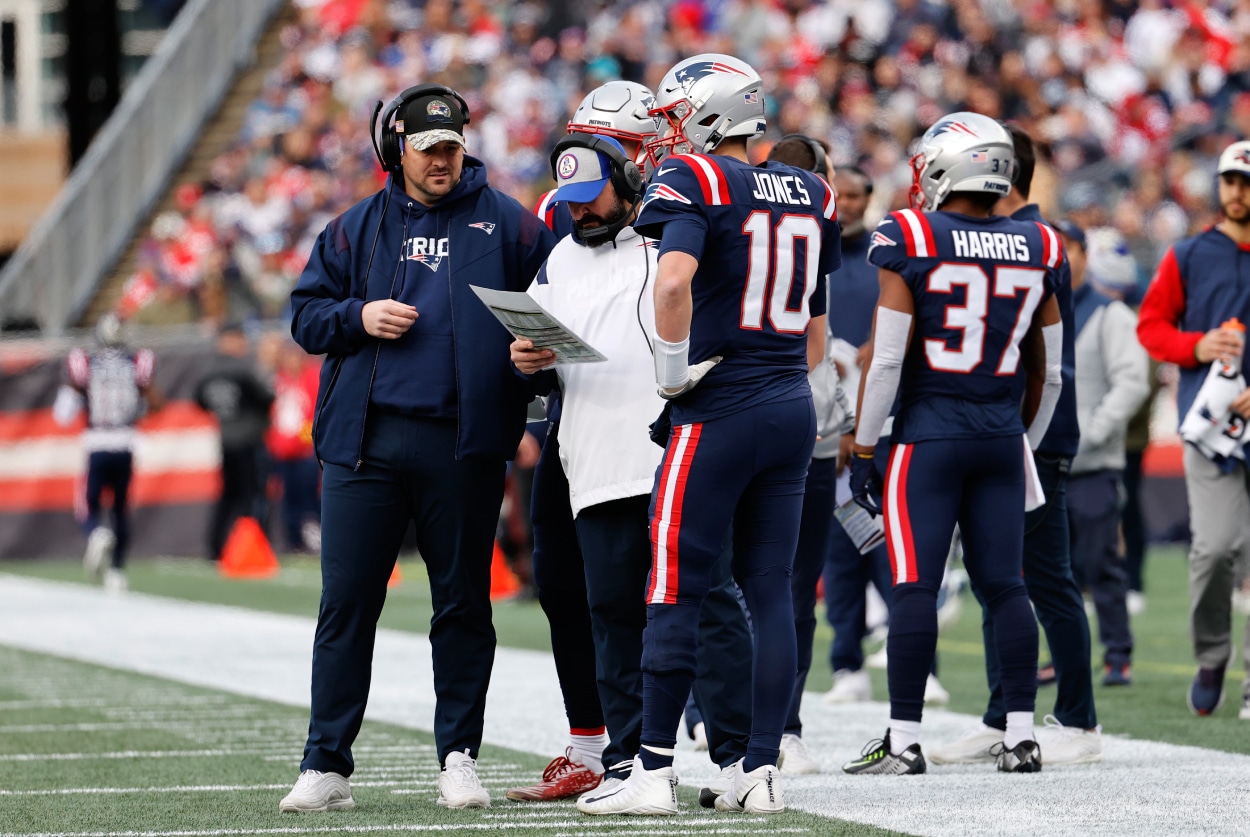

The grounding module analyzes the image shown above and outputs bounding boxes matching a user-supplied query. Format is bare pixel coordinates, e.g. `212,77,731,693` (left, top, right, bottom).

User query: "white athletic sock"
888,719,921,755
570,728,608,774
1004,712,1034,749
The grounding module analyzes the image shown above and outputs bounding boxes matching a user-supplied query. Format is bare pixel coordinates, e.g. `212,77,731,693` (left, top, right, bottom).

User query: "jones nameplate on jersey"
751,171,811,206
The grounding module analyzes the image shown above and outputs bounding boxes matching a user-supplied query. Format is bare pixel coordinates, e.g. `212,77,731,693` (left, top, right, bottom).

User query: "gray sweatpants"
1183,445,1250,691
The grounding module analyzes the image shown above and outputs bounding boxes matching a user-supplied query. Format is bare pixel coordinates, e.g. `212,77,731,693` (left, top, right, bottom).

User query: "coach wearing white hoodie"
511,133,752,799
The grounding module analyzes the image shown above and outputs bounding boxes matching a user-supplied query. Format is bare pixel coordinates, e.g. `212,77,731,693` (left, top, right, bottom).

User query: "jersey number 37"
739,212,822,334
925,263,1046,375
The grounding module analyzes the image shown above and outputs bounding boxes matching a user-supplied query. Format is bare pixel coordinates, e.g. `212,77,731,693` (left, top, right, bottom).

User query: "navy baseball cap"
550,136,625,204
1050,218,1085,249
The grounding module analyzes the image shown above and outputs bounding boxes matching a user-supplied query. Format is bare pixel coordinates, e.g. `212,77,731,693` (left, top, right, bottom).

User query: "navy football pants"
303,414,503,774
641,396,815,770
530,424,606,735
884,435,1037,724
85,449,133,569
975,454,1097,730
786,455,836,735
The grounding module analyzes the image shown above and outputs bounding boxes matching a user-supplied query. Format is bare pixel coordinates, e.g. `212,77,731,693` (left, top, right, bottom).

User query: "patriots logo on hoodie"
404,236,449,272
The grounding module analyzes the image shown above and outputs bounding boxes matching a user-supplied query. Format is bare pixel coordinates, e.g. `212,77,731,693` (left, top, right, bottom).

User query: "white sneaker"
278,769,354,812
924,674,950,705
928,724,1004,765
438,749,490,808
577,755,677,816
1039,715,1103,765
778,733,820,774
1126,590,1147,616
865,646,889,669
83,526,114,580
697,763,734,808
714,760,783,814
692,721,708,751
103,568,128,594
824,669,872,704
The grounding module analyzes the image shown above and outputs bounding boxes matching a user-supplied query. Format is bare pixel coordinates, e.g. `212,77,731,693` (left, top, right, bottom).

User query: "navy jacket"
291,158,556,467
827,229,878,348
1139,227,1250,423
1013,204,1080,458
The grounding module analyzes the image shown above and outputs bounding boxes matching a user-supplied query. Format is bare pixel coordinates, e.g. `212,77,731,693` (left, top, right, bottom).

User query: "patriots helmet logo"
870,231,897,248
411,253,445,272
1237,149,1250,166
468,221,496,235
673,60,749,93
927,118,979,138
641,182,692,209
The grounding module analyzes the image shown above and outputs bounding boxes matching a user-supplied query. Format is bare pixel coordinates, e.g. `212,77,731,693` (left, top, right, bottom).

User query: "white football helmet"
568,81,660,170
647,53,766,159
909,112,1015,210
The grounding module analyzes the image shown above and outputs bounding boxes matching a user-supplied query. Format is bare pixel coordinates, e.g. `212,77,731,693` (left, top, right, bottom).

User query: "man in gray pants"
1060,224,1149,687
1137,140,1250,719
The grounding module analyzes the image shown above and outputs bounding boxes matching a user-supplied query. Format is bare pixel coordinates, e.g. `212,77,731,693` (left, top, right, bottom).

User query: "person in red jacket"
1136,139,1250,721
266,339,322,552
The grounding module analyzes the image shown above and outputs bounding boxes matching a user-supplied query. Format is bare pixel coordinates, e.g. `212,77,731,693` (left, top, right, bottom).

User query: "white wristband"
653,335,691,390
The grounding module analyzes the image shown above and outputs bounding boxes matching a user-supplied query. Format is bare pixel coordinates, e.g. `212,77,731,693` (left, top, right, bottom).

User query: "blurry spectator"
265,339,322,553
136,0,1250,327
194,325,274,562
1064,225,1150,688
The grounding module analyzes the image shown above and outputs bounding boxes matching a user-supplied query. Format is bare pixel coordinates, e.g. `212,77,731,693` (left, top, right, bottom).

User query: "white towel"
1180,358,1248,466
1023,434,1046,512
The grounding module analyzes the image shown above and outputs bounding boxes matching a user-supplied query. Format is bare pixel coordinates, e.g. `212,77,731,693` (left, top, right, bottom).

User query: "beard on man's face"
1223,199,1250,225
574,196,628,235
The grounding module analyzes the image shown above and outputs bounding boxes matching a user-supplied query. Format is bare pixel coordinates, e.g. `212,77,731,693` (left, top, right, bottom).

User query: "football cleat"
506,747,601,801
823,668,872,704
698,763,734,808
278,769,354,813
929,724,1004,765
778,734,820,774
843,732,926,775
83,526,114,580
438,749,490,808
924,674,950,705
714,760,784,814
992,739,1042,773
576,755,677,816
1039,715,1103,765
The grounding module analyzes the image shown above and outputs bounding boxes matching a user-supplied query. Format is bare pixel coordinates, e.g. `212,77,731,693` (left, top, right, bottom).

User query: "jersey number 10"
740,211,822,333
925,263,1046,375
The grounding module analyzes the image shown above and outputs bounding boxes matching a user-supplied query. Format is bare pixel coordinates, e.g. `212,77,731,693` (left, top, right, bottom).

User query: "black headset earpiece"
371,83,471,173
550,133,644,202
779,133,828,179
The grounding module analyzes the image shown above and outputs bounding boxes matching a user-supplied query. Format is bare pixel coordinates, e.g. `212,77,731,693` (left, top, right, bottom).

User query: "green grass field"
2,544,1248,836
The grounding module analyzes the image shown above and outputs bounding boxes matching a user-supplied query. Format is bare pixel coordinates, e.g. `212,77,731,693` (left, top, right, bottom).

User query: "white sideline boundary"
2,574,1248,836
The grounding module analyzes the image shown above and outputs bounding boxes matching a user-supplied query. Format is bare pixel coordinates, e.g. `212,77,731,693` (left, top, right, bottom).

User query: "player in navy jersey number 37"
576,53,840,817
842,113,1064,776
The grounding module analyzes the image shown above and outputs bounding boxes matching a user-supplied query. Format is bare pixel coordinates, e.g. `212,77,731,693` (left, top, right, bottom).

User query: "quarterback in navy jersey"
577,53,839,818
843,113,1063,777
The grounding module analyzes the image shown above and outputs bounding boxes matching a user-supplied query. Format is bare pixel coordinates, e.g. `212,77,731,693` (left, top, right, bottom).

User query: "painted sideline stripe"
0,823,805,837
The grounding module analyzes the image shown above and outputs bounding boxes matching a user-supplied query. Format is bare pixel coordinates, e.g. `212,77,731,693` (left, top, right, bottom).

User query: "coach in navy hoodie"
283,88,554,813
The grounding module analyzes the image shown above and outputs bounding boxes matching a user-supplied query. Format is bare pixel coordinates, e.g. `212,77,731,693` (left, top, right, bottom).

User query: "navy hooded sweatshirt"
291,157,556,467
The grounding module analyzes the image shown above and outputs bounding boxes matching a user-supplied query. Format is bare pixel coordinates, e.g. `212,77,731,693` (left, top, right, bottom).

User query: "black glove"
850,451,884,517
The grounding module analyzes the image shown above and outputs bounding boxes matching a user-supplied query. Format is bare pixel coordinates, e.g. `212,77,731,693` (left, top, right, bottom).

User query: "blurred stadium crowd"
116,0,1250,327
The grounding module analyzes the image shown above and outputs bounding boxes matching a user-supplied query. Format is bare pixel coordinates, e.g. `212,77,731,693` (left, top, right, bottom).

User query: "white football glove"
659,356,722,400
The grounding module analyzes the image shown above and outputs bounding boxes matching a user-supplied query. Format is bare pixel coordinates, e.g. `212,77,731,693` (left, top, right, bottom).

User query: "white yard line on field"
1,574,1249,836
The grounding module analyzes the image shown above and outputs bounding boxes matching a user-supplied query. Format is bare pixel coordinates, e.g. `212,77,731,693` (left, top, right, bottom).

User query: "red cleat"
506,747,602,801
